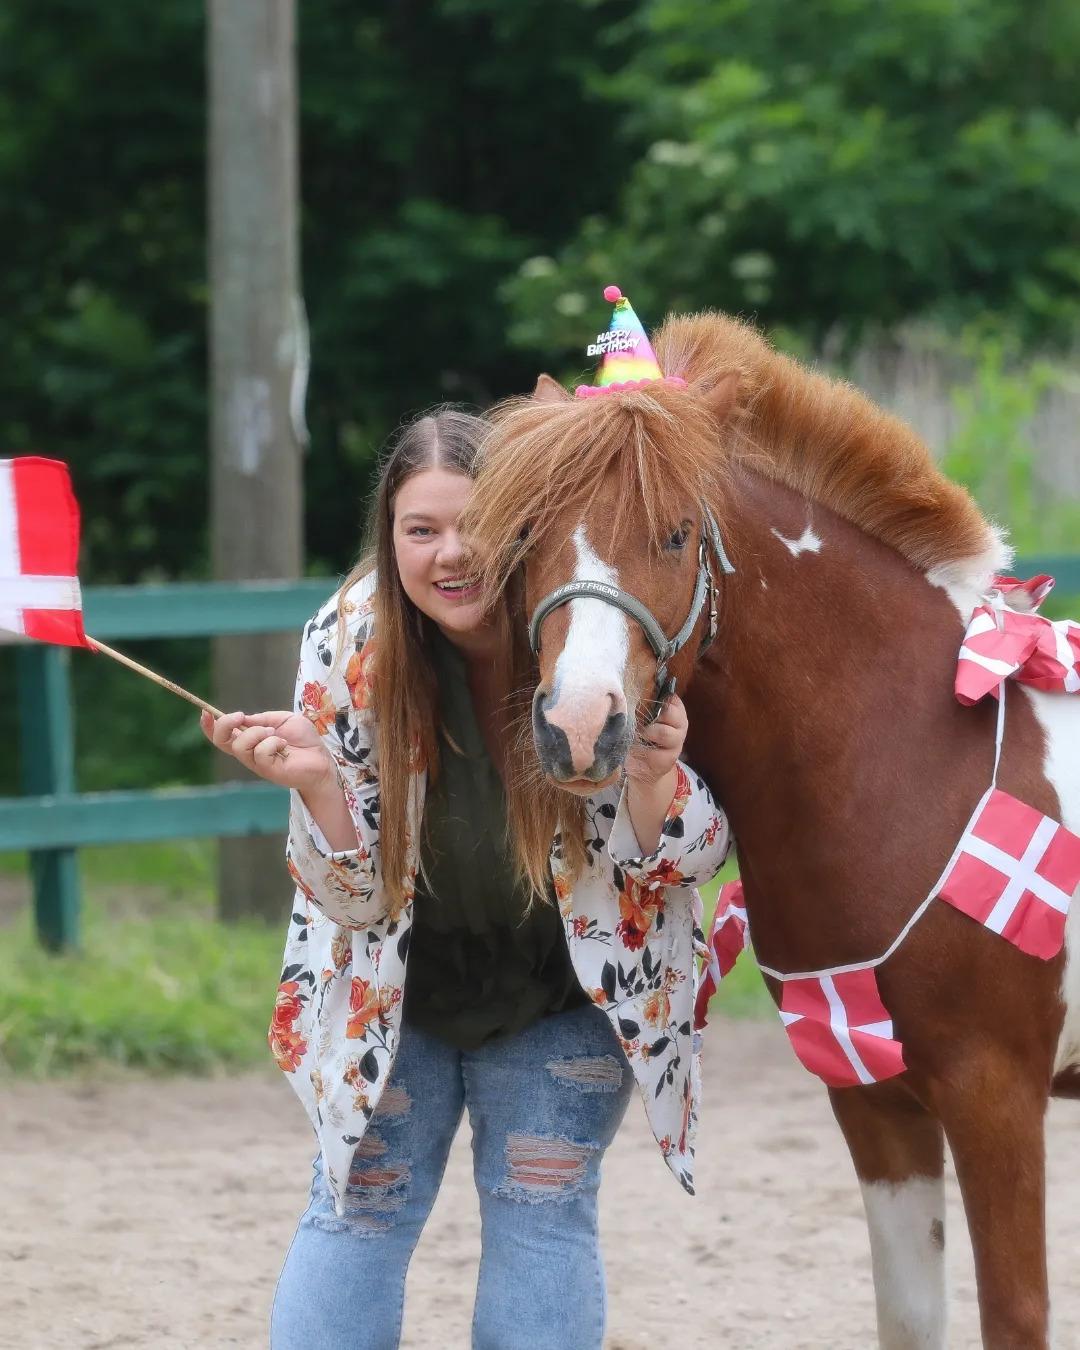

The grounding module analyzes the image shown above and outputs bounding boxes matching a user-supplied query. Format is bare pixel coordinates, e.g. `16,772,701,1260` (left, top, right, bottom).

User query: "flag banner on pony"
955,574,1080,705
779,968,906,1088
694,879,749,1029
937,787,1080,960
0,457,88,647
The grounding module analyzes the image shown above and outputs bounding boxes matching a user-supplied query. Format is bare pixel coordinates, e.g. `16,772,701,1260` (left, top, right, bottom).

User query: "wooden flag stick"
87,636,224,719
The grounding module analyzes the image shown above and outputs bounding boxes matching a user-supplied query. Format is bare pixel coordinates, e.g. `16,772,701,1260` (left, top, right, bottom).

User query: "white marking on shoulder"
860,1177,947,1348
552,526,629,698
1023,687,1080,1075
771,524,823,558
924,525,1012,621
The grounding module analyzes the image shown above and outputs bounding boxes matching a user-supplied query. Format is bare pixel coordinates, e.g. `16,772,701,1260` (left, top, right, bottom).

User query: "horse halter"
528,507,735,721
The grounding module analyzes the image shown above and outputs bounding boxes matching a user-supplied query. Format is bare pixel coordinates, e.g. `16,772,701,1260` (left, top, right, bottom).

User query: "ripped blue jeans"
271,1003,633,1350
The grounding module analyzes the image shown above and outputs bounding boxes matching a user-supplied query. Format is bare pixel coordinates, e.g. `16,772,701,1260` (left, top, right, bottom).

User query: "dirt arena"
3,1016,1079,1349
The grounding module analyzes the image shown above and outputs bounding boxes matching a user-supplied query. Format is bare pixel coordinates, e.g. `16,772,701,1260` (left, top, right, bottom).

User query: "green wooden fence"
5,578,332,950
5,558,1080,952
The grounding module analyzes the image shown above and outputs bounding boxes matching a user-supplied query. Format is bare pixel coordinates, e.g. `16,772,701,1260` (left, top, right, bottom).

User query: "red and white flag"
0,457,88,648
694,880,749,1029
937,787,1080,960
779,967,906,1088
956,574,1080,706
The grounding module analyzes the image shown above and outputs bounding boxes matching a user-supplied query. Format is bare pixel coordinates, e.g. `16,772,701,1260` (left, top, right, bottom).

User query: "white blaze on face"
543,525,630,774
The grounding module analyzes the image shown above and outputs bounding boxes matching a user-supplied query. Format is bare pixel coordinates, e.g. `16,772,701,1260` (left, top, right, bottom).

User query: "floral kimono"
272,573,731,1214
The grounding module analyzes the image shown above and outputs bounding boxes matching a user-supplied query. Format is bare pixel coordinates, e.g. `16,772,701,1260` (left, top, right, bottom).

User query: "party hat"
574,285,687,399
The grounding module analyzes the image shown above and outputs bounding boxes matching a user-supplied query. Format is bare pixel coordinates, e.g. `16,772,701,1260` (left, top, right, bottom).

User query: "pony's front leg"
828,1084,946,1350
936,1057,1051,1349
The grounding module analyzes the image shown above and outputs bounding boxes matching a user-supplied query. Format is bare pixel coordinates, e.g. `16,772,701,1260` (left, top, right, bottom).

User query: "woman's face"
392,467,487,640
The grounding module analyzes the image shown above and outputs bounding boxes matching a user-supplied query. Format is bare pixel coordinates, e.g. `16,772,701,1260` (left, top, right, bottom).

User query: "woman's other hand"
620,695,688,856
623,694,687,786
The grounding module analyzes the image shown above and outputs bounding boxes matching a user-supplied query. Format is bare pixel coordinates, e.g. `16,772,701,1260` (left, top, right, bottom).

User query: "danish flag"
779,968,906,1088
694,880,749,1028
0,457,88,647
956,574,1080,706
937,788,1080,960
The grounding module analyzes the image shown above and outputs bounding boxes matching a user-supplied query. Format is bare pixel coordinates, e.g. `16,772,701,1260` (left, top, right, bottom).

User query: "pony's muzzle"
532,684,631,785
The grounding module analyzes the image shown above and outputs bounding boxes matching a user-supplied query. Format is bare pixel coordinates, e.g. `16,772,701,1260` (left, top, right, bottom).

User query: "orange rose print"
346,976,381,1039
378,985,403,1019
286,855,317,905
642,857,685,888
301,680,336,735
331,929,352,973
268,979,308,1073
344,641,377,712
615,876,661,950
664,763,692,822
643,989,671,1027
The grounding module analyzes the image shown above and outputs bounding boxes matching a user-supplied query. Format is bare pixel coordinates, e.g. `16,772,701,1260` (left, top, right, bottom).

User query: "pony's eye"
665,523,691,552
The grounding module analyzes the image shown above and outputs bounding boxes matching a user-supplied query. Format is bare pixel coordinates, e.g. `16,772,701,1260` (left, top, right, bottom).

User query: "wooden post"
19,645,81,950
207,0,306,921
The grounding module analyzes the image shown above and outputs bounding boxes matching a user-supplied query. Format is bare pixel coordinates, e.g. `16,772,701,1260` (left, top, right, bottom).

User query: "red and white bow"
956,573,1080,705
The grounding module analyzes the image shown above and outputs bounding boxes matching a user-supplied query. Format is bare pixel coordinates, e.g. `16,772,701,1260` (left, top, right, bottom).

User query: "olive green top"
404,628,588,1050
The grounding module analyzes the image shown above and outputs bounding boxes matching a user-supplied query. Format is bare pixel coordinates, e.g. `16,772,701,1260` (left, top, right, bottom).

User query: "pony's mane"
469,310,1003,597
469,378,730,593
655,312,1000,577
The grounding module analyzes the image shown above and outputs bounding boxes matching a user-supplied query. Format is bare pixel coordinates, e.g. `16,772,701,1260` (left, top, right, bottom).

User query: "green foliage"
0,843,284,1074
506,0,1080,360
942,330,1080,552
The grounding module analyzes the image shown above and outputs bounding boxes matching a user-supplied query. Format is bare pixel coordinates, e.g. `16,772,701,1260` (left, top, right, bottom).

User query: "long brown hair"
335,407,582,913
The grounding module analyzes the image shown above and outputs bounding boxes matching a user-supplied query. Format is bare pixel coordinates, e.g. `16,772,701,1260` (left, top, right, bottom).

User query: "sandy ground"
3,1017,1079,1350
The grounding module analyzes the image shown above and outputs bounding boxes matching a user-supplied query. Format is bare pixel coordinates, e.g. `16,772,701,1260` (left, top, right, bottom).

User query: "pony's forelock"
468,382,730,597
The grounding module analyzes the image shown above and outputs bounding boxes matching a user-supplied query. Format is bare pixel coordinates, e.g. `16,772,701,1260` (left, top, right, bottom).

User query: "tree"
504,0,1080,362
208,0,304,921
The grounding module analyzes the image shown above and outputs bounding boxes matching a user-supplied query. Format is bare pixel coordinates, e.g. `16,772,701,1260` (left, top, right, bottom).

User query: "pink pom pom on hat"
574,285,687,399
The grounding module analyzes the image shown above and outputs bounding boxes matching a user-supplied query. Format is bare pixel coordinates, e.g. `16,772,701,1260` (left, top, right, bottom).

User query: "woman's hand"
200,709,359,851
200,709,336,792
622,695,688,856
624,694,687,785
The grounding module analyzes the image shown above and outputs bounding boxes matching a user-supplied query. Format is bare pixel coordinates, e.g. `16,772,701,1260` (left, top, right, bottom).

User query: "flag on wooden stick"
0,455,222,716
0,457,89,647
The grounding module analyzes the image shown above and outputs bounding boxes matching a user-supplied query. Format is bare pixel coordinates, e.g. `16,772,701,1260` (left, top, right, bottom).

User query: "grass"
0,841,285,1076
0,843,770,1077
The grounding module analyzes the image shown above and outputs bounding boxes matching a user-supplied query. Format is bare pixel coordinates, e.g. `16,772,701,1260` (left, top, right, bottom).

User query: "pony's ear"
532,373,572,404
691,370,740,426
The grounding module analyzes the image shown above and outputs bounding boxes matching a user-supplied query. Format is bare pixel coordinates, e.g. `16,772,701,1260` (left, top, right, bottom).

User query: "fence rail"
6,578,332,950
6,564,1080,951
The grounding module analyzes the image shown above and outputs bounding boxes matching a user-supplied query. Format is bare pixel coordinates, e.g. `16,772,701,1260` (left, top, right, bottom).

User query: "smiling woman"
198,404,732,1350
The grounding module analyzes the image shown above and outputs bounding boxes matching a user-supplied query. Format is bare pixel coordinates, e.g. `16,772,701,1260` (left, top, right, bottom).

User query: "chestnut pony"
465,312,1080,1350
